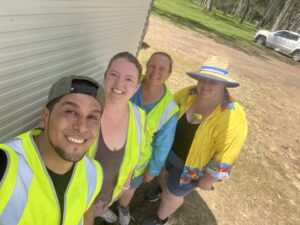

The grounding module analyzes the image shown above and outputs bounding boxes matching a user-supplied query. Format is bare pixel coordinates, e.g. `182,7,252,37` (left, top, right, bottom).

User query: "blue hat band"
200,66,228,77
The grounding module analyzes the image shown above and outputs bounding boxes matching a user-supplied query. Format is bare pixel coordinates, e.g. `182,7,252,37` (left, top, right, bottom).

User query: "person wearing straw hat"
142,55,248,225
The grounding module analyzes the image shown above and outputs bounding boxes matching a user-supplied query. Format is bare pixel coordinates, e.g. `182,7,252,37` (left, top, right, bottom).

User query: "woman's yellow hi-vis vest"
87,102,147,202
144,87,178,142
0,130,103,225
133,87,179,177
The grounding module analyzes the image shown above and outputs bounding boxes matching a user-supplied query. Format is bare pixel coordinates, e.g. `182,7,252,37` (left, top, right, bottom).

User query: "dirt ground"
96,15,300,225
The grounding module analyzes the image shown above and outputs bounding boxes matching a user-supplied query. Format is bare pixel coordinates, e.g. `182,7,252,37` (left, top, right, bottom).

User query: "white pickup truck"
254,30,300,62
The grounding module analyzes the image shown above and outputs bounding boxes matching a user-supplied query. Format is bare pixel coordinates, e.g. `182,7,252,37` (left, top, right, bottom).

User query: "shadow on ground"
95,180,217,225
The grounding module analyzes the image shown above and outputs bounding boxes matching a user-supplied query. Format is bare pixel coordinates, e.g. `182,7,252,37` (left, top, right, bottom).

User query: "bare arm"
84,205,94,225
198,172,217,191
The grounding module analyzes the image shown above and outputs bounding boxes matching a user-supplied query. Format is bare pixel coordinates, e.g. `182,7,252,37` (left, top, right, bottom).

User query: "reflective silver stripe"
156,100,177,132
131,104,142,153
78,219,83,225
1,140,33,225
135,162,148,171
84,157,97,206
5,138,26,157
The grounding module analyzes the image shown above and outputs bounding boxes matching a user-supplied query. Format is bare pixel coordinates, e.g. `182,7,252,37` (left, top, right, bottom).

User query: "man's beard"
47,129,85,162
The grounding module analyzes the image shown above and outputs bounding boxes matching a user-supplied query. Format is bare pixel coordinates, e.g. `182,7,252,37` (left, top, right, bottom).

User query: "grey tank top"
95,127,125,204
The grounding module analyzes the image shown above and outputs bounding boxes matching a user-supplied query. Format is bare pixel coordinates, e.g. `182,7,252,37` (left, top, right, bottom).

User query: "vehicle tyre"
292,50,300,62
255,36,266,46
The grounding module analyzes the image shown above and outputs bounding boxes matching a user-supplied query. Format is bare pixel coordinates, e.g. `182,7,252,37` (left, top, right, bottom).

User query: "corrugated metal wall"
0,0,153,142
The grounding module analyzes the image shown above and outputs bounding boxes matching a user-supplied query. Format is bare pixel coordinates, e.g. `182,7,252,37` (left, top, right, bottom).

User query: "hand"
197,173,217,191
123,185,130,190
84,206,94,225
144,171,155,183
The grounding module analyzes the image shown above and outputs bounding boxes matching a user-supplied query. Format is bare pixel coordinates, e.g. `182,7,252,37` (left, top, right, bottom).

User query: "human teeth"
150,75,160,80
112,88,123,94
67,136,84,144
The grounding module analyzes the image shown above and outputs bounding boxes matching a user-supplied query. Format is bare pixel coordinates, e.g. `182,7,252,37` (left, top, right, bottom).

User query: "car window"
287,33,299,41
275,31,289,38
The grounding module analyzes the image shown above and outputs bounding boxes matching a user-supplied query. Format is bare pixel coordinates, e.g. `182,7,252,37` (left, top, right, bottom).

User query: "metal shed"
0,0,153,142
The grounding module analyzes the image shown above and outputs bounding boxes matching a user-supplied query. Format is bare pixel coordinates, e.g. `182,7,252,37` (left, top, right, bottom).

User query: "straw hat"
186,55,239,88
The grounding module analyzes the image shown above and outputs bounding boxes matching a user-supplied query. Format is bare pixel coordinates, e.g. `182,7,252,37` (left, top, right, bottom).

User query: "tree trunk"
245,6,254,22
272,0,292,31
284,1,300,30
225,0,235,15
203,0,214,12
289,13,300,30
240,0,251,23
234,0,244,17
231,2,239,15
285,2,297,29
257,0,275,29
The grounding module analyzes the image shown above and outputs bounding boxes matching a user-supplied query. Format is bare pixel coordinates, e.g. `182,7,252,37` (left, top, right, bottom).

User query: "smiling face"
104,57,139,101
196,78,226,102
145,54,172,87
40,93,102,162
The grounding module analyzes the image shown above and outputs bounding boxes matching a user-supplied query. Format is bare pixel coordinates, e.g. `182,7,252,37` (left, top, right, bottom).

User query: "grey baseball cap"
47,75,105,107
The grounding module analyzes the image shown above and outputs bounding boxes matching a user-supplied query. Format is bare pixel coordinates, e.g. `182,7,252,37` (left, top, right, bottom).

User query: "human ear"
39,106,50,129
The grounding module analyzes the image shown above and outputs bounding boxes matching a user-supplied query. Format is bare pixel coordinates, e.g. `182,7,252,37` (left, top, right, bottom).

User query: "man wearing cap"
0,75,105,225
143,56,248,225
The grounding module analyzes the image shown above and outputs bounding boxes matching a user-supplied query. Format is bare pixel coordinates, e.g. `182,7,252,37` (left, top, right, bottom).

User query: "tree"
223,0,237,15
234,0,244,17
272,0,292,31
240,0,251,23
209,0,300,31
257,0,277,28
203,0,214,12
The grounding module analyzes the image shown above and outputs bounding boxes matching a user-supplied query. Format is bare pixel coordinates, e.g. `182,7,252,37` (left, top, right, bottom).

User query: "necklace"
189,113,202,124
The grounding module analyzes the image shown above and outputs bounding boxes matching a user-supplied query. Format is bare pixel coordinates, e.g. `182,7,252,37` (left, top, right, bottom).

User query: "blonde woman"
86,52,147,224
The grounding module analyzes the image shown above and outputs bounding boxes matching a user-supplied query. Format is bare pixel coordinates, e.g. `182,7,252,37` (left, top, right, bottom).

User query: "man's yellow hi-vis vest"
0,130,103,225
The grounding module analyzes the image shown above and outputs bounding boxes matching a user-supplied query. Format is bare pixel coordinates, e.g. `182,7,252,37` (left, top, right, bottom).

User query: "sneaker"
118,205,131,225
146,186,162,202
142,216,169,225
100,209,118,223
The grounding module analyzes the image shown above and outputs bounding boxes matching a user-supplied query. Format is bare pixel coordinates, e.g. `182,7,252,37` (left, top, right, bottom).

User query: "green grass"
152,0,259,52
